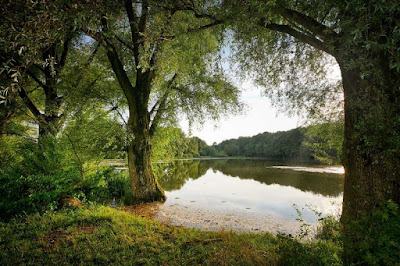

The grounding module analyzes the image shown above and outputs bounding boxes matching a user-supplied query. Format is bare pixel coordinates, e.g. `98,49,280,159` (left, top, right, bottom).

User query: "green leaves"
152,127,208,161
303,121,344,165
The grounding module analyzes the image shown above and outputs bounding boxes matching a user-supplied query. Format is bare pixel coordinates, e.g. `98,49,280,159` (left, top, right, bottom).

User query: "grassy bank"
0,206,341,265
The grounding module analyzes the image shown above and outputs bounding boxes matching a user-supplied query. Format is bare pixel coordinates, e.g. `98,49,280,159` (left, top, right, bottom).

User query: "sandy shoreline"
120,202,322,238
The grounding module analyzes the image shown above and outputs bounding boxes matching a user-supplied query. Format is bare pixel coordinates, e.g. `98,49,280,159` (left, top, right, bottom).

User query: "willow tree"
0,1,99,139
81,0,241,202
214,0,400,262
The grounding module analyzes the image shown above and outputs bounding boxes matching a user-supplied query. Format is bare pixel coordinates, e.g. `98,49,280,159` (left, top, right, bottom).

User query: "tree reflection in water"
156,159,344,197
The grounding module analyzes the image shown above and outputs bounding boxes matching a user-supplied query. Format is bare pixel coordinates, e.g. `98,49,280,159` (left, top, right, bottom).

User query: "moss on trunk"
339,59,400,262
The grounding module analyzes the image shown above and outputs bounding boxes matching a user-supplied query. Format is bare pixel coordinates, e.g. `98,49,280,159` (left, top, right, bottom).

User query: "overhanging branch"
149,74,177,136
58,36,73,72
259,20,334,55
279,8,339,42
18,87,43,121
27,70,48,90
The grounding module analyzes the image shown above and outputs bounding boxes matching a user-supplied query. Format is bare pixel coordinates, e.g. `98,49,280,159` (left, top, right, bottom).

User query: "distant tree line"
200,122,343,165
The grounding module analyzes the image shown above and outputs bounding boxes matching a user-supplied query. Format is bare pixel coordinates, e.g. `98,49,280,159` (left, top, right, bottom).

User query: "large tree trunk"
339,57,400,262
17,72,63,140
127,134,166,203
127,102,166,203
35,43,66,139
126,71,165,202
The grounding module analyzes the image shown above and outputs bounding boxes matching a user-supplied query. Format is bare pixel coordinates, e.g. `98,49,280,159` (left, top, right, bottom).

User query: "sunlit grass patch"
0,206,341,265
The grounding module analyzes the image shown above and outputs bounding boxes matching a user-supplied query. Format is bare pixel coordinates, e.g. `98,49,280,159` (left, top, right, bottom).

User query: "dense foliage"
211,128,311,161
152,127,208,160
343,200,400,265
0,137,131,221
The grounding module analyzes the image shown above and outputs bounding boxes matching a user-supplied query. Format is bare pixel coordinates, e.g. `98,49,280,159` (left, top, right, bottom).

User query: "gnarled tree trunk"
338,56,400,261
126,82,166,202
127,131,165,203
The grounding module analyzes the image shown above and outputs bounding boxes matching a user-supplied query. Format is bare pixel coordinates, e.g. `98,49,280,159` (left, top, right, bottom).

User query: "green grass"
0,206,341,265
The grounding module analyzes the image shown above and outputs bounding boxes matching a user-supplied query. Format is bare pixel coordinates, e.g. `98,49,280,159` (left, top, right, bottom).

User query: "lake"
152,159,344,235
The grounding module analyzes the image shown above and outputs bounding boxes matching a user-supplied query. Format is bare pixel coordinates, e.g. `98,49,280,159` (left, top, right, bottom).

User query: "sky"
179,82,301,145
179,43,304,145
179,50,342,145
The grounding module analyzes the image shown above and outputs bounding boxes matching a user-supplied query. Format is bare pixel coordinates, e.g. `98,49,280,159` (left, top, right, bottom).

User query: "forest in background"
150,120,344,165
199,121,343,165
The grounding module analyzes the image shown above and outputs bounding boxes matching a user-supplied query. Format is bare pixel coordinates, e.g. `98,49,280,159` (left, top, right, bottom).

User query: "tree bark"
127,134,166,203
338,57,400,262
127,95,166,203
38,84,63,138
37,46,64,139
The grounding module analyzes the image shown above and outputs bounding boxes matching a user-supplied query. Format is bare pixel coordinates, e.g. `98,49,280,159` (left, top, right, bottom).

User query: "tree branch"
27,70,48,90
106,47,136,104
125,0,140,66
18,87,43,120
33,63,51,79
26,84,41,94
188,19,224,33
65,132,85,178
138,0,149,36
259,20,334,55
149,92,168,137
81,27,110,48
83,20,136,109
161,19,224,41
279,8,339,42
73,42,100,89
115,35,135,53
149,74,177,136
113,106,128,126
58,36,72,72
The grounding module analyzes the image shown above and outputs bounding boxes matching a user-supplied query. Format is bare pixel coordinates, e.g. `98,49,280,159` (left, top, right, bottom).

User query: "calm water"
156,159,344,225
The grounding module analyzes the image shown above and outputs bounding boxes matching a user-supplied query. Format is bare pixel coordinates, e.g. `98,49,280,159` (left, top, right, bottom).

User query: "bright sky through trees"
181,48,342,145
180,83,299,145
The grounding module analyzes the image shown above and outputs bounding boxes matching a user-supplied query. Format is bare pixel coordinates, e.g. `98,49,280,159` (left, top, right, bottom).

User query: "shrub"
316,215,341,242
344,200,400,265
276,234,342,265
0,167,82,220
0,137,83,220
0,135,26,169
81,167,131,205
0,135,133,221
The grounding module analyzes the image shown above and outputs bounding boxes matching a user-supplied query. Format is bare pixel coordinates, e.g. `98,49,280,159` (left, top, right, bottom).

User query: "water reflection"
155,159,344,224
154,160,208,191
156,159,344,197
